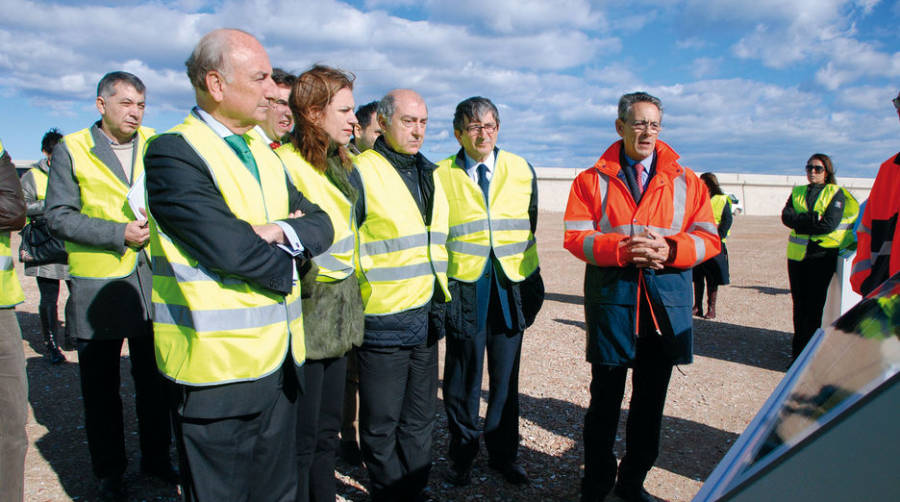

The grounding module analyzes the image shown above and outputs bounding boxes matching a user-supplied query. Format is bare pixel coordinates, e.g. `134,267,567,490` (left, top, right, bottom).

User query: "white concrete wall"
534,167,873,216
14,159,873,217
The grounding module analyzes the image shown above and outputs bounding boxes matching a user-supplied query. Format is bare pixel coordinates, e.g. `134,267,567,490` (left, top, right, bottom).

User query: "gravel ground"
13,213,795,501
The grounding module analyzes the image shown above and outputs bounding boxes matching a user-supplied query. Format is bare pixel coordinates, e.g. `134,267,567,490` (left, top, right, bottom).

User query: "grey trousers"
0,308,27,502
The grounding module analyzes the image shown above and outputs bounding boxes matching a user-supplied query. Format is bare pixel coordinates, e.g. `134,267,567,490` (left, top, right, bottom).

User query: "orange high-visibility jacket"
851,153,900,296
563,140,720,365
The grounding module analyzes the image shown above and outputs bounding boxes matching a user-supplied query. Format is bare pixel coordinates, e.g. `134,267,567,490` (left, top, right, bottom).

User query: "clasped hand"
620,230,670,270
124,208,149,248
252,209,305,244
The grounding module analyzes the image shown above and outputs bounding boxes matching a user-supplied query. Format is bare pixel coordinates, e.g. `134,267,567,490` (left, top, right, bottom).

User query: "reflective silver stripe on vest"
153,295,301,332
328,234,355,254
0,256,12,270
859,221,871,234
687,221,718,236
671,172,687,232
583,234,598,266
564,220,594,231
446,240,491,257
431,231,448,246
689,234,706,267
851,258,870,276
433,259,448,274
594,168,612,234
874,240,893,262
361,233,428,256
789,234,809,246
835,222,853,231
313,253,354,274
152,256,245,286
495,239,536,258
490,218,531,232
365,262,441,282
449,220,489,238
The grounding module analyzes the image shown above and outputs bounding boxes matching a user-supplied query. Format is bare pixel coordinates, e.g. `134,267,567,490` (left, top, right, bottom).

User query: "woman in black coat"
693,172,732,319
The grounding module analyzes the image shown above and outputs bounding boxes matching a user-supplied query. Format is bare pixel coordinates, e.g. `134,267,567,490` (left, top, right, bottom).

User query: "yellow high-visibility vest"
149,114,304,385
787,184,860,261
435,150,538,282
0,139,24,307
710,194,731,243
277,145,355,282
354,150,450,315
62,126,154,279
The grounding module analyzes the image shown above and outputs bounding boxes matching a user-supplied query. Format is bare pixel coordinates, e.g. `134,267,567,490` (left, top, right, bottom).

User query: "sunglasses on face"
805,164,825,173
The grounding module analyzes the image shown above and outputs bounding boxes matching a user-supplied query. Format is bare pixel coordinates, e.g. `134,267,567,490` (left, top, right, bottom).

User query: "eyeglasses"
465,123,497,134
628,120,662,133
805,164,825,173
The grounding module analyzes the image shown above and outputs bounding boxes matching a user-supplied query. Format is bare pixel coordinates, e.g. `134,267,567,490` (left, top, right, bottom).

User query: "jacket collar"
593,139,681,178
89,122,132,185
451,146,501,171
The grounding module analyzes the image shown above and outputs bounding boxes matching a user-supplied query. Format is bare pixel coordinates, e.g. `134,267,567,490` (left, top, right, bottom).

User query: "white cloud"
422,0,606,34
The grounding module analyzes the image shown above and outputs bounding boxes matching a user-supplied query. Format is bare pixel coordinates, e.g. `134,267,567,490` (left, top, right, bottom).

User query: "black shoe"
446,465,471,486
613,483,656,502
97,476,125,502
46,344,66,365
489,461,529,485
141,458,179,485
339,440,363,466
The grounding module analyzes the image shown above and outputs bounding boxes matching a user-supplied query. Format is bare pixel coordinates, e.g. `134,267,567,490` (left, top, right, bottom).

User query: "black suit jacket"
145,133,333,418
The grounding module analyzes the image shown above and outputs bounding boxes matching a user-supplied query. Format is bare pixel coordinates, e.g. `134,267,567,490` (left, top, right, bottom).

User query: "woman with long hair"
693,172,732,319
275,65,364,502
781,153,858,361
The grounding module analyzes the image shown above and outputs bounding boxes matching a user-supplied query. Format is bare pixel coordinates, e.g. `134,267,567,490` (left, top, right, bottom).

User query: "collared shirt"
623,150,655,193
194,107,304,255
463,150,496,184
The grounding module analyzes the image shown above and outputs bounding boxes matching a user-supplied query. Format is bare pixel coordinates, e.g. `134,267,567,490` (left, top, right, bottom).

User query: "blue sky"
1,0,898,177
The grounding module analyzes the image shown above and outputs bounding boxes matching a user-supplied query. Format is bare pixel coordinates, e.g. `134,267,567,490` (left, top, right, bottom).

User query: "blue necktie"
477,163,490,205
224,134,260,184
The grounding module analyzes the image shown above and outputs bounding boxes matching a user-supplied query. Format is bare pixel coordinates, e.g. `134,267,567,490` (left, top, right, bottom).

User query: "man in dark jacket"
564,92,720,502
435,97,543,487
145,28,333,501
352,89,450,502
0,140,28,502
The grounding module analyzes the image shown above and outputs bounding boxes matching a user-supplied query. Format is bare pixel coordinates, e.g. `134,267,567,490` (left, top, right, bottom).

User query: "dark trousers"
175,363,299,502
443,322,522,469
357,339,438,502
582,335,673,501
787,253,838,360
340,348,359,445
76,329,171,479
295,356,346,502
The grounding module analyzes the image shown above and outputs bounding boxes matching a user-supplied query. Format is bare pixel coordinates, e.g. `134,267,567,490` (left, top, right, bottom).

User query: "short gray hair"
185,28,251,92
617,92,663,122
376,93,397,124
453,96,499,132
97,71,145,98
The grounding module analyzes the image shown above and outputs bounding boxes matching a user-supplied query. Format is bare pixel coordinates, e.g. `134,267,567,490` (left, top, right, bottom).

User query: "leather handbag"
19,216,67,265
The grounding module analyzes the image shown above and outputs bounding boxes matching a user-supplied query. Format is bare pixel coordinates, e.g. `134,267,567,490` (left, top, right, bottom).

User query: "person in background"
276,64,364,502
852,91,900,296
340,98,381,466
436,96,543,487
145,28,332,501
782,153,859,361
258,67,295,148
353,89,450,501
20,128,70,363
46,71,175,501
692,172,732,319
0,138,28,502
563,92,720,502
349,100,381,154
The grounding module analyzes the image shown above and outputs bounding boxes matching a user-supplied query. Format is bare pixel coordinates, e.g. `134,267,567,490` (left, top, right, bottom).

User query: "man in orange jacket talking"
563,92,720,502
851,90,900,297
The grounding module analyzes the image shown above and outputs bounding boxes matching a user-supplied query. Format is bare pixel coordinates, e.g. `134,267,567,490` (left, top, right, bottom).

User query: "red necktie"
635,162,645,194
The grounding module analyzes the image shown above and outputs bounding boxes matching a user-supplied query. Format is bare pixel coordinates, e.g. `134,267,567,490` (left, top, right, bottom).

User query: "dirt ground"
12,213,796,501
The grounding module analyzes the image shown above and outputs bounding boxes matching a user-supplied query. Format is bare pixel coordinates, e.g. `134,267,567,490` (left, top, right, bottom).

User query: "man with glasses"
258,68,295,148
852,91,900,295
435,96,543,487
563,92,720,502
